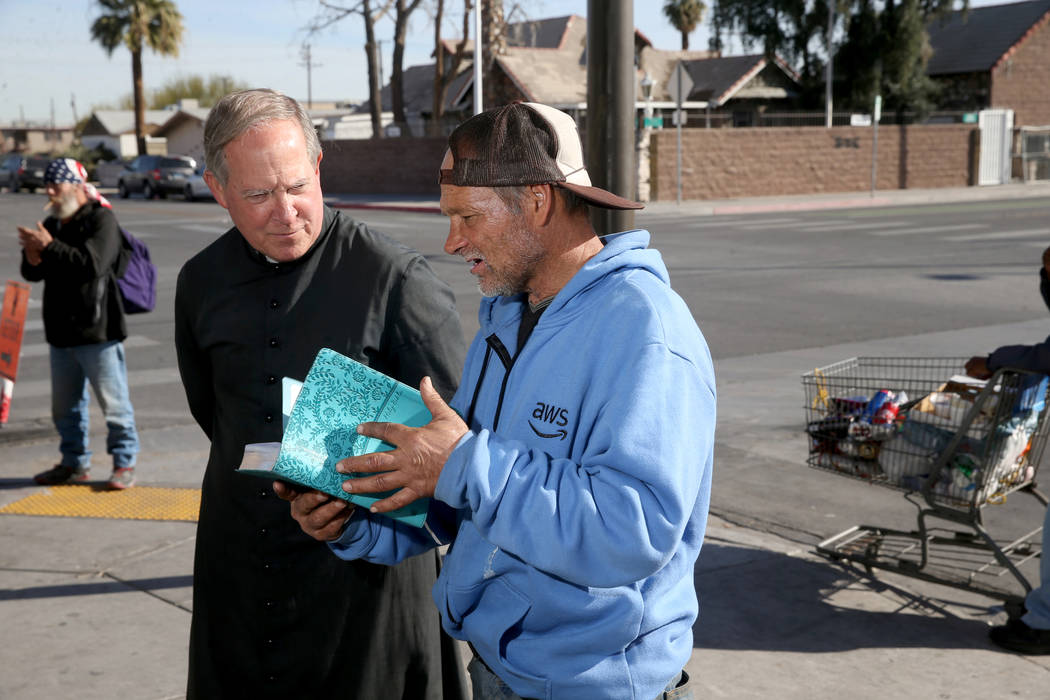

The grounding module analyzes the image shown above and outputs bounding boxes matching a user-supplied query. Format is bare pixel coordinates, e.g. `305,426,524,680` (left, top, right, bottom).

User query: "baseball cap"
439,102,643,210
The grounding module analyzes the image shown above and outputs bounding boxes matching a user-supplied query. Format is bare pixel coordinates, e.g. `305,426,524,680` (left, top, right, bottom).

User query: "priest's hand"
337,376,467,514
273,481,355,542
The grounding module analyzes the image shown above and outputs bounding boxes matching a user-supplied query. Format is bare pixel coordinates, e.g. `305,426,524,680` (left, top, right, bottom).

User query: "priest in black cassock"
174,89,468,699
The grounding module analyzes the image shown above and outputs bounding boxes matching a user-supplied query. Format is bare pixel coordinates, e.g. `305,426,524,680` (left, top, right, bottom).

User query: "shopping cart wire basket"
801,356,1050,605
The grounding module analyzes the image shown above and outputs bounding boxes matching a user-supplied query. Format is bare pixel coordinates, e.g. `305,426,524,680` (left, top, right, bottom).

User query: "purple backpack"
115,228,157,314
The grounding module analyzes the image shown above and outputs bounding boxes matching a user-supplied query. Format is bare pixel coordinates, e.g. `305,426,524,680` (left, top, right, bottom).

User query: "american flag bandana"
44,158,87,184
44,158,111,209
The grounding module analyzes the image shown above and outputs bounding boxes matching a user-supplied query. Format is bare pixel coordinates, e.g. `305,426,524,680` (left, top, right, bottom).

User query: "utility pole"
378,40,388,96
825,0,835,128
300,44,322,109
70,94,78,126
473,0,482,113
586,0,635,235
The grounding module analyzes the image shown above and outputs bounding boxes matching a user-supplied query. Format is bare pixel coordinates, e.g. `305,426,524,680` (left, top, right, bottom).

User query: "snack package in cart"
848,390,908,440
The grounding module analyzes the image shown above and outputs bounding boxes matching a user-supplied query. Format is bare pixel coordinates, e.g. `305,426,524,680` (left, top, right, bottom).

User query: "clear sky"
0,0,990,126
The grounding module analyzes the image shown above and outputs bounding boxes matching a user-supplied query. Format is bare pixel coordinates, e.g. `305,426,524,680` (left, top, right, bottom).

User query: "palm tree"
91,0,184,156
663,0,706,50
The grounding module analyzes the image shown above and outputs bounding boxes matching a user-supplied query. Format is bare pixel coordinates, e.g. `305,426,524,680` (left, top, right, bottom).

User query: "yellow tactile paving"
0,485,200,522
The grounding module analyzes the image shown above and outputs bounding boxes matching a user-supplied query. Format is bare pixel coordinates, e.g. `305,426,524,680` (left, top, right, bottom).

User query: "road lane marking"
8,367,183,399
943,228,1049,242
871,223,985,236
18,335,160,358
177,223,229,234
802,220,910,232
119,217,230,226
734,218,804,229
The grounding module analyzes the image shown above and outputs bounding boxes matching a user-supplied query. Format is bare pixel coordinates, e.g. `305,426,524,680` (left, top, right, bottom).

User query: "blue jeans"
466,656,693,700
1022,502,1050,630
50,341,138,470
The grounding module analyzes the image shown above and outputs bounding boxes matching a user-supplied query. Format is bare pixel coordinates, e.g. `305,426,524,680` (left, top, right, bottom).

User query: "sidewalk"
3,182,1050,698
323,180,1050,217
1,421,1048,699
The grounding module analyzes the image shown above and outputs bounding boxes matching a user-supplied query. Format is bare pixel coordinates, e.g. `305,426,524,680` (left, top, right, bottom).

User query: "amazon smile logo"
530,402,569,440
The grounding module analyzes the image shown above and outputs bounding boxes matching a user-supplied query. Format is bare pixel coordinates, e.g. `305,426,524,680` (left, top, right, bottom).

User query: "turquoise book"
238,348,432,527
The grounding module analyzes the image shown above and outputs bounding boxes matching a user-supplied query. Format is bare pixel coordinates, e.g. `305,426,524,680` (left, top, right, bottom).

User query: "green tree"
711,0,963,114
879,0,939,117
709,0,824,82
663,0,707,50
91,0,185,156
834,0,944,117
833,0,881,111
147,74,251,108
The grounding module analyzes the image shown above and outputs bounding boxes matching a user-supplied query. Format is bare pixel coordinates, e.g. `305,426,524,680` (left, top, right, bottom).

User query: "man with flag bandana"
17,158,139,490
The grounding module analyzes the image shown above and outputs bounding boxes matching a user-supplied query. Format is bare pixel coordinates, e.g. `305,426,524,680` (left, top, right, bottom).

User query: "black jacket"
175,206,467,699
21,200,126,347
988,267,1050,374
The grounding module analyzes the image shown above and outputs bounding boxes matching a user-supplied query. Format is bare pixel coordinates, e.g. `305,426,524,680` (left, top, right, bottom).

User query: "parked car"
117,154,196,199
0,154,50,192
0,154,21,191
181,165,214,201
94,159,132,189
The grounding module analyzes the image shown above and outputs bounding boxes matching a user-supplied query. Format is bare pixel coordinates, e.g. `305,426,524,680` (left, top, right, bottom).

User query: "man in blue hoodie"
277,102,716,699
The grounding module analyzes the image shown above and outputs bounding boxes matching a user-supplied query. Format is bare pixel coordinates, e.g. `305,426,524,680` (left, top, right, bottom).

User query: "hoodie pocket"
445,578,550,697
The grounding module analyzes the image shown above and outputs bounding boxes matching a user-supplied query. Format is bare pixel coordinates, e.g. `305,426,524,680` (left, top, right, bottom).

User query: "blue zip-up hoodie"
331,230,716,699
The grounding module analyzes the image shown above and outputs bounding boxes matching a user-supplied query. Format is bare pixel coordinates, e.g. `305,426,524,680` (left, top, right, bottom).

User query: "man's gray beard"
476,225,545,298
49,192,81,219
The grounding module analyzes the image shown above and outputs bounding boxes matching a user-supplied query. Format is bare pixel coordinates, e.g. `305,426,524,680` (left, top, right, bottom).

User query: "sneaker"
33,464,89,485
989,617,1050,654
107,467,136,490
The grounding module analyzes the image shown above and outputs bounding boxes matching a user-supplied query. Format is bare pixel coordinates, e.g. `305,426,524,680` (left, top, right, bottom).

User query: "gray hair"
203,88,321,185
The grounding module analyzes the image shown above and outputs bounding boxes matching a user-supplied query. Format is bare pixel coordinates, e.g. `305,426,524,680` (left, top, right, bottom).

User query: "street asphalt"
2,182,1050,699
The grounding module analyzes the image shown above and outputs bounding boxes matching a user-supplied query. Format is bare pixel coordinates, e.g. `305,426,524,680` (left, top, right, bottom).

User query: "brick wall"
319,137,448,195
650,125,976,201
991,13,1050,126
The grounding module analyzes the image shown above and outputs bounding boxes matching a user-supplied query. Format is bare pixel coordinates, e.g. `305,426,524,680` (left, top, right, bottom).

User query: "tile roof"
926,0,1050,74
87,110,176,135
639,46,727,102
674,54,799,105
495,48,588,105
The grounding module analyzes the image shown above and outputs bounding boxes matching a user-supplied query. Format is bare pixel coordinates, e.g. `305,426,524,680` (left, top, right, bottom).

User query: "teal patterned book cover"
238,348,431,527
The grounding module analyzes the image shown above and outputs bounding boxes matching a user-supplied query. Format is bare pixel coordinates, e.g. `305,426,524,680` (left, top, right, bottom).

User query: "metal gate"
978,109,1014,186
1019,126,1050,182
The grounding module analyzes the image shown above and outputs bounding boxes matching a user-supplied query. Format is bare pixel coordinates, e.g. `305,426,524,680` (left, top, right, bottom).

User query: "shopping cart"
802,357,1050,607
